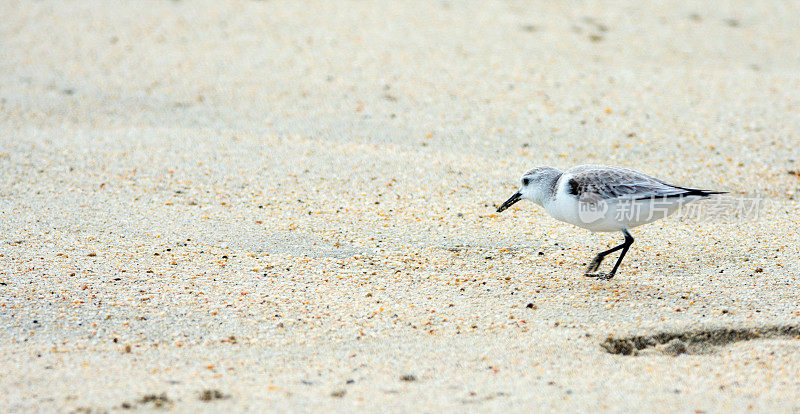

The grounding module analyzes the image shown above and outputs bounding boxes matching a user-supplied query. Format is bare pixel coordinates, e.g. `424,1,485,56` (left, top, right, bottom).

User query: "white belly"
545,194,702,232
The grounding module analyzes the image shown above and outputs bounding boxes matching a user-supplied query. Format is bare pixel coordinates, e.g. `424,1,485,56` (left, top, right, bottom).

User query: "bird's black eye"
522,178,530,186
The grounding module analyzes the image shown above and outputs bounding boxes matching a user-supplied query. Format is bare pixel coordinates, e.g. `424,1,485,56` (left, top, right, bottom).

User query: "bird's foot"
584,255,604,274
584,272,615,280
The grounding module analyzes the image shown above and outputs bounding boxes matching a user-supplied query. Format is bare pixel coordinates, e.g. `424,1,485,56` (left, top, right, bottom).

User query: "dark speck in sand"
724,18,740,27
124,393,173,409
199,389,229,402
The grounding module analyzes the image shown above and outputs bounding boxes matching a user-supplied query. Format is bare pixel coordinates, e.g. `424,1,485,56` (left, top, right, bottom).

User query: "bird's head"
497,166,562,212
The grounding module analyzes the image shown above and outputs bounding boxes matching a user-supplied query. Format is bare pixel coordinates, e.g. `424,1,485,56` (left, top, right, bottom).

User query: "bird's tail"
675,187,727,197
632,187,727,201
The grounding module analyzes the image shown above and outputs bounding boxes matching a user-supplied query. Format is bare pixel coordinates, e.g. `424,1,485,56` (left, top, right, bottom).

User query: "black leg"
584,230,634,280
607,229,634,276
584,242,627,273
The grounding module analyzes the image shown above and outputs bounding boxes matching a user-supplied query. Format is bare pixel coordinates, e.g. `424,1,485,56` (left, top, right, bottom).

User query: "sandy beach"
1,1,800,412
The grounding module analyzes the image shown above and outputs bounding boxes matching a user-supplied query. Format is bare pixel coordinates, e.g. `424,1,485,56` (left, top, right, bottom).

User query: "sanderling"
496,165,726,279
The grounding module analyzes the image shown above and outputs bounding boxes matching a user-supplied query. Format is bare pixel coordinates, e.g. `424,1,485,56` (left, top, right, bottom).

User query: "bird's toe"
584,272,615,280
585,256,603,273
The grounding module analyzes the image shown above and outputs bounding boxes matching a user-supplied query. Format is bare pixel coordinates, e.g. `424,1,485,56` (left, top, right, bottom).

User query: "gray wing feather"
563,165,686,201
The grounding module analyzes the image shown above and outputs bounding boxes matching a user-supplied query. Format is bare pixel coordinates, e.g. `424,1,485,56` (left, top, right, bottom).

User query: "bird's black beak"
497,191,522,213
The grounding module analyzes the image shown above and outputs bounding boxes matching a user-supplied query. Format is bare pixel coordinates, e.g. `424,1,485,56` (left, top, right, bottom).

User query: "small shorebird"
496,165,725,279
